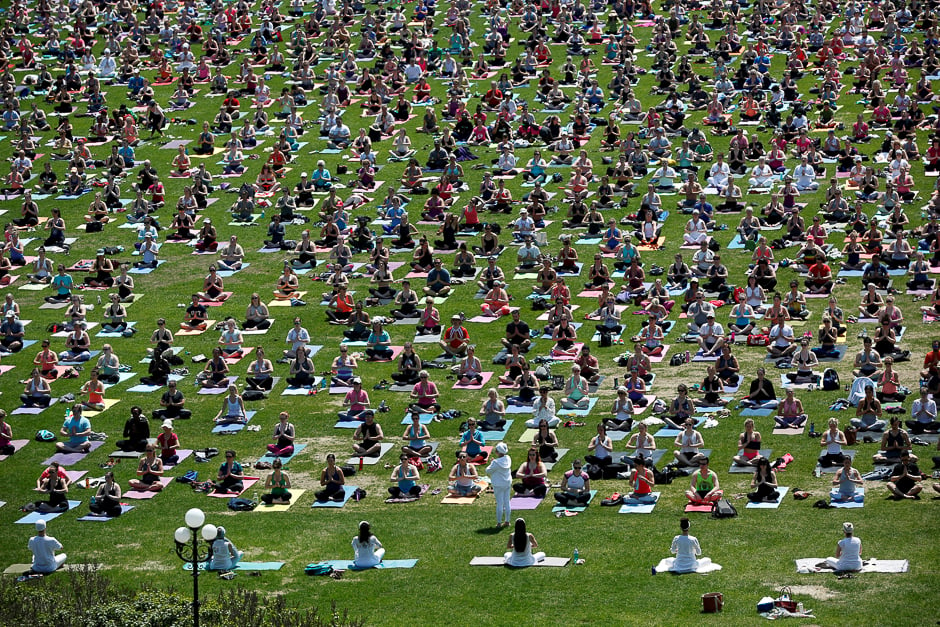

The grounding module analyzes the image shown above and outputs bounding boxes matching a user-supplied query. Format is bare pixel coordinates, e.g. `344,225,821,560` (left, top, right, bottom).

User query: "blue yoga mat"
310,485,358,508
258,443,307,464
556,397,599,417
399,413,436,425
741,407,775,417
551,490,597,513
15,501,82,524
313,559,418,570
77,505,134,521
184,561,284,571
211,410,257,434
477,419,514,441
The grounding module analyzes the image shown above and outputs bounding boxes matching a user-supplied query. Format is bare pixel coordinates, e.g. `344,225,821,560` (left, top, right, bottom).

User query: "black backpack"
670,353,685,367
822,367,840,391
711,498,737,519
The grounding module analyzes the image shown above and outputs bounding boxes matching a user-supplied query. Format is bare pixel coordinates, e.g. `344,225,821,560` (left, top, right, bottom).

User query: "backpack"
708,238,721,252
822,367,840,391
599,331,613,347
243,389,266,401
747,334,769,346
35,429,55,442
227,497,257,511
711,498,737,519
670,353,685,366
176,470,198,484
305,563,335,576
425,454,443,473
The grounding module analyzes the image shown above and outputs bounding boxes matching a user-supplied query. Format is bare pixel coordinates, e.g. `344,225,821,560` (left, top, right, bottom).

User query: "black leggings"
513,483,547,498
261,490,293,504
388,485,421,498
554,491,590,505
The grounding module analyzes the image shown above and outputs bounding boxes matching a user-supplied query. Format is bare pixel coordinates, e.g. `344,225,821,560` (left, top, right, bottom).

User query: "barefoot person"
28,520,66,575
685,457,723,504
504,518,546,567
816,522,862,572
653,517,718,574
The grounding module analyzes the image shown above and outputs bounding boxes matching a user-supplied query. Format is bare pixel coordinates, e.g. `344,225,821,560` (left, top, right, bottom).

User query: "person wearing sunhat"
440,314,469,357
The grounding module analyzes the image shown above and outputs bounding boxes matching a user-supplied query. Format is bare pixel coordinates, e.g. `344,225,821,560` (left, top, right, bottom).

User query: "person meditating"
685,457,723,504
816,522,862,572
352,520,385,568
504,518,546,567
653,517,719,574
261,458,292,505
28,520,66,575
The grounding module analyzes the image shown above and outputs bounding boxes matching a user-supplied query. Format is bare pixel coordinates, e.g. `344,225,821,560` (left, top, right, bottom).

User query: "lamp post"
174,508,216,627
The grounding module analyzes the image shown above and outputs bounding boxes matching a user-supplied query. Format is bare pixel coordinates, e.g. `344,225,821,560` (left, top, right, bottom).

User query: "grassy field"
0,0,938,625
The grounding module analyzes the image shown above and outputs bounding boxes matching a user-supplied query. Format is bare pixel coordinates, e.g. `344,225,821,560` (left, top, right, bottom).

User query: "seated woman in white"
656,517,717,574
208,526,243,571
819,522,862,571
683,211,708,245
504,518,545,567
352,520,385,568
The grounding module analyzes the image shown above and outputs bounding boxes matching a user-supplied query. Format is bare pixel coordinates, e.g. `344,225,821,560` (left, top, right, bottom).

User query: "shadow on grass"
474,526,504,536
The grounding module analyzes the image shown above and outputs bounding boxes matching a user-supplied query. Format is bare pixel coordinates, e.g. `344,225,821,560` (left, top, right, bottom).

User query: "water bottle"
253,490,259,504
359,456,364,471
810,422,815,435
572,548,579,564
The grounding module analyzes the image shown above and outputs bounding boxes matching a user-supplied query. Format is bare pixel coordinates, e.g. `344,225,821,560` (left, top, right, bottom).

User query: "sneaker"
616,472,631,480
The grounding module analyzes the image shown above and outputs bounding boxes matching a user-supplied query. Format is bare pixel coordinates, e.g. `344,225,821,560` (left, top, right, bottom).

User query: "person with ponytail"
503,518,545,567
352,521,385,568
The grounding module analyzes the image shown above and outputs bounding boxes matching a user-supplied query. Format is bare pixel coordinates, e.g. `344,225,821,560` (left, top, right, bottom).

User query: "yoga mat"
817,345,847,362
543,449,570,471
198,376,238,394
794,558,908,574
334,420,364,429
15,500,82,524
310,485,359,508
556,397,599,417
258,443,307,464
551,489,597,513
612,449,667,467
441,479,490,504
399,413,436,425
653,558,722,574
77,505,134,520
123,477,173,499
729,449,773,473
210,410,256,433
772,426,806,436
509,495,545,510
346,443,395,466
684,503,714,513
184,561,285,572
281,378,325,395
208,477,260,498
741,407,775,417
654,417,705,439
254,489,306,512
477,419,514,441
830,487,865,508
452,371,495,389
314,559,418,570
816,449,857,473
0,439,29,461
745,486,790,509
470,556,569,567
82,398,120,418
41,441,104,466
618,492,661,514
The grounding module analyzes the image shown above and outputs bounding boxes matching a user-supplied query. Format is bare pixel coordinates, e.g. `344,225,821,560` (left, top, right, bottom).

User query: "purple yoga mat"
509,496,544,510
41,440,104,466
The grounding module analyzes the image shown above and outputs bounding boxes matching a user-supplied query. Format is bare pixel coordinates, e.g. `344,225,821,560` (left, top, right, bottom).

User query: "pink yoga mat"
453,371,494,390
208,477,260,498
124,477,173,499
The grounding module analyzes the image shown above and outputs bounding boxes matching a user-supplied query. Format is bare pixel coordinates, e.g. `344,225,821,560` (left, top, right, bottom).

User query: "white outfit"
667,534,711,573
29,535,66,574
794,164,818,191
749,164,773,188
527,397,558,428
504,537,546,567
684,218,708,244
826,536,862,571
352,536,385,568
486,454,513,525
707,162,730,190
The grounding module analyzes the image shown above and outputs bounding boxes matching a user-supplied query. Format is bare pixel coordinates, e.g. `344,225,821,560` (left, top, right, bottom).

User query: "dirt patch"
762,583,840,601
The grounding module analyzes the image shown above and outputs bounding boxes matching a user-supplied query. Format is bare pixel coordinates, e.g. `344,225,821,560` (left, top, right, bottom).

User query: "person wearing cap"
28,519,66,575
818,522,862,572
157,419,180,466
486,442,513,527
440,315,469,357
0,309,25,353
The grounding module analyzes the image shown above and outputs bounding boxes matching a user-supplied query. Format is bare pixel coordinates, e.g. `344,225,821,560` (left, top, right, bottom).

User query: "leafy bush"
0,566,360,627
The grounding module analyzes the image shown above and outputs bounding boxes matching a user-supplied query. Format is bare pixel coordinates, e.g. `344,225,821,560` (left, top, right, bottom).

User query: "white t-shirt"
769,325,794,348
670,534,702,572
836,536,862,571
352,536,383,568
29,535,63,573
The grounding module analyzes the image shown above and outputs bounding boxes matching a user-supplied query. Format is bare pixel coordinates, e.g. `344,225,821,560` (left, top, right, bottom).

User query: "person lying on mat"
685,458,723,504
208,526,243,572
554,459,591,507
128,445,165,492
353,413,384,457
261,458,292,505
389,453,422,499
831,456,864,503
504,518,546,567
816,522,862,572
315,454,347,502
448,452,482,497
352,521,385,568
213,450,245,495
653,517,716,574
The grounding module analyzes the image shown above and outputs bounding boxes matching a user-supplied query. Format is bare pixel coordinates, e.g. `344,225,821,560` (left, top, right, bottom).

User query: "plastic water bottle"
572,548,579,564
253,490,259,503
810,422,815,435
359,456,364,471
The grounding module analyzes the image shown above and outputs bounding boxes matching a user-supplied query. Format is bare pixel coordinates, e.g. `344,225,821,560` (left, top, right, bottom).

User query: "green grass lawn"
0,1,938,625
